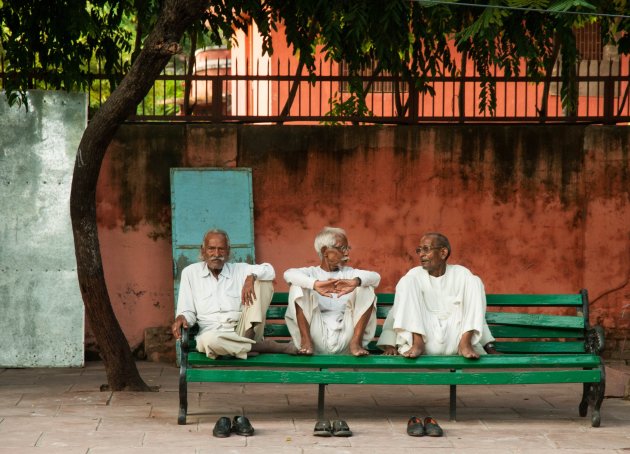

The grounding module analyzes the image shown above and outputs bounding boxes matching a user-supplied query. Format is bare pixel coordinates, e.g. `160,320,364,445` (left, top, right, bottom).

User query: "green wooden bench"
178,289,606,427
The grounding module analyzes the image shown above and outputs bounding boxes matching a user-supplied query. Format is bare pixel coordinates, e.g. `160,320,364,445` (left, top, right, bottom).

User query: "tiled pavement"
1,361,629,453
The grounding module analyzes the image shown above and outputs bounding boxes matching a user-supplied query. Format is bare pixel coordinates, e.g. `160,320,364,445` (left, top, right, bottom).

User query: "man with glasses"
284,226,381,357
377,232,495,359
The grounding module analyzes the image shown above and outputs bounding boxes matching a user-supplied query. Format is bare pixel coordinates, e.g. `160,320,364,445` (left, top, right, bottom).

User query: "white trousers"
195,280,273,359
285,285,377,354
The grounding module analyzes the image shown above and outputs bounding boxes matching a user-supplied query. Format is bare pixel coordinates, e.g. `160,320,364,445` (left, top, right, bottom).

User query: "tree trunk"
539,33,560,122
70,0,209,391
183,31,198,116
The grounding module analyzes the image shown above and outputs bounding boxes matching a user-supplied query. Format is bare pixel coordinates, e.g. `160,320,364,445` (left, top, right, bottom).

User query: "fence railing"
3,54,630,124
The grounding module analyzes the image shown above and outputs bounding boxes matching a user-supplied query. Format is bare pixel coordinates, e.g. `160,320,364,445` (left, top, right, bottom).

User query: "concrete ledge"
605,361,630,398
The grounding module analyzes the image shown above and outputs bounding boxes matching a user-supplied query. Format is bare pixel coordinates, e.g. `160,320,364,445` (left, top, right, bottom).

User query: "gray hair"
423,232,451,260
314,226,347,259
199,228,230,260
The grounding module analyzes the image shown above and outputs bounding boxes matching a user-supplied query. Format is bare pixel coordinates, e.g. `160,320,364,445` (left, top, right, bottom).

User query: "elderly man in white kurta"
172,229,294,359
377,232,494,359
284,227,381,356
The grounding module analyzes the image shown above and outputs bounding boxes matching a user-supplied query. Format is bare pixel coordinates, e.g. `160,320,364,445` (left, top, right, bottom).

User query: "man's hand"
332,278,360,297
241,274,257,306
171,315,188,340
313,279,338,297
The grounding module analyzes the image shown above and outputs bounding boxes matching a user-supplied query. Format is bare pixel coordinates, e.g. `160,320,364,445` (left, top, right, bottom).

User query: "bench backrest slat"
490,325,585,339
272,292,584,307
494,341,585,353
486,313,585,329
486,294,583,307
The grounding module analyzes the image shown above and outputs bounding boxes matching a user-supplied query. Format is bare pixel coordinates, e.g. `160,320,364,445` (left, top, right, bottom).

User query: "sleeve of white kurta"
284,267,317,289
246,262,275,281
175,267,198,327
351,269,381,288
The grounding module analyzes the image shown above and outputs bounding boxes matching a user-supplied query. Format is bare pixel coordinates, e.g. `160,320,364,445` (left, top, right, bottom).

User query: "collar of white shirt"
200,262,234,280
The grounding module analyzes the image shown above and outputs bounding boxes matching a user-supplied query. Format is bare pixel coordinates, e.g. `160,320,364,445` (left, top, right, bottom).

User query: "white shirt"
176,261,275,333
284,265,380,334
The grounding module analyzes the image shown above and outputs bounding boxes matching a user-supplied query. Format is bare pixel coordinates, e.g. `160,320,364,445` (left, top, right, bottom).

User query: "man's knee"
196,331,222,351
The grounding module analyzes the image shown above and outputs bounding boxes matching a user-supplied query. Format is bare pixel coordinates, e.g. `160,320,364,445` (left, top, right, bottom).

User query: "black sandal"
423,416,443,437
313,420,332,437
407,416,425,437
331,419,352,437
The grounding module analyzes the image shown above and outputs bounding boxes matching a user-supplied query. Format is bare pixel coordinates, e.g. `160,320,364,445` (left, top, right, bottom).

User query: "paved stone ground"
1,361,629,453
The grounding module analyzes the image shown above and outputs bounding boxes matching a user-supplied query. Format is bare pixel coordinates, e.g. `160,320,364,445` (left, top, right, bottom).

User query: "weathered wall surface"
96,124,630,359
0,90,86,367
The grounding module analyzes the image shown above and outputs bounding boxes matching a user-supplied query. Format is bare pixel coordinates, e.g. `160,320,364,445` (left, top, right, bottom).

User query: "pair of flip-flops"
313,419,352,437
407,416,443,437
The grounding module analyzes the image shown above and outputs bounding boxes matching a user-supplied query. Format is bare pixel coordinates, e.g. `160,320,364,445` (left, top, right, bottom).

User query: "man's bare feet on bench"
297,340,314,356
381,345,399,356
458,331,480,359
402,345,424,358
458,344,480,359
402,333,424,358
349,341,369,357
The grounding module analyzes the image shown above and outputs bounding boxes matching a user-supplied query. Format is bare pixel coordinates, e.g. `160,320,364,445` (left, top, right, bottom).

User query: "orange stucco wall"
94,124,630,358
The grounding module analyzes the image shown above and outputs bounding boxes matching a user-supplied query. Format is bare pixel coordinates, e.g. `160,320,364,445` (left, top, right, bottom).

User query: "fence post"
603,76,614,124
408,81,419,124
212,77,223,121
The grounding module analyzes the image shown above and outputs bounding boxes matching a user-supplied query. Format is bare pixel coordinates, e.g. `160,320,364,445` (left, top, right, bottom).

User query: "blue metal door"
170,168,255,315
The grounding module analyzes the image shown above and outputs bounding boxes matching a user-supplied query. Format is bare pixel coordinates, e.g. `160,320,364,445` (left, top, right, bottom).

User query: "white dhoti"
377,266,492,356
285,285,377,354
195,280,274,359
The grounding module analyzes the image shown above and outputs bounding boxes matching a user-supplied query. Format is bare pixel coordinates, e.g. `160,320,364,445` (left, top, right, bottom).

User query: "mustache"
340,256,349,262
208,255,225,261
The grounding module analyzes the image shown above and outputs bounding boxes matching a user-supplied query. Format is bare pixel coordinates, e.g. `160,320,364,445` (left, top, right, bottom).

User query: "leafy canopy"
1,0,629,114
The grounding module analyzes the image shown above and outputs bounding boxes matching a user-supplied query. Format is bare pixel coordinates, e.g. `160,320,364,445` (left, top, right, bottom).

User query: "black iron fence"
2,54,630,124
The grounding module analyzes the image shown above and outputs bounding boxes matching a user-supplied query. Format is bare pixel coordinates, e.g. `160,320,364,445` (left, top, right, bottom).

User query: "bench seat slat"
187,352,601,368
187,368,601,386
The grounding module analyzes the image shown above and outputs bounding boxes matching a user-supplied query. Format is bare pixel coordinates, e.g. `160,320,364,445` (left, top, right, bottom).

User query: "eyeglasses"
330,245,351,253
415,246,442,255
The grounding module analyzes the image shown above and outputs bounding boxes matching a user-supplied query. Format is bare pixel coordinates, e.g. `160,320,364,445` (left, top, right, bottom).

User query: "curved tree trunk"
70,0,209,391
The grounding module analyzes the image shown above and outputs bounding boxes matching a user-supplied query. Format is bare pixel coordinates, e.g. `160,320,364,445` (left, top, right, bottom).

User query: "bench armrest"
180,326,190,353
585,325,605,355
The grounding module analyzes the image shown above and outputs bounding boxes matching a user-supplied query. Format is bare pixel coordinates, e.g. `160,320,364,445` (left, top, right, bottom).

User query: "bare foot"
403,333,425,358
297,341,314,356
458,343,480,359
402,345,424,358
381,345,399,356
349,341,369,356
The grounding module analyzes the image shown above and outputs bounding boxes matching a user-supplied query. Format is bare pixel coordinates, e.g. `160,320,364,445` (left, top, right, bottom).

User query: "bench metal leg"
178,365,188,425
449,385,457,421
178,330,189,425
579,366,606,427
317,384,326,421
